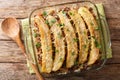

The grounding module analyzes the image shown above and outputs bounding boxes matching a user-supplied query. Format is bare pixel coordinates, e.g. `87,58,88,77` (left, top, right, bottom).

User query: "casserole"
25,1,111,77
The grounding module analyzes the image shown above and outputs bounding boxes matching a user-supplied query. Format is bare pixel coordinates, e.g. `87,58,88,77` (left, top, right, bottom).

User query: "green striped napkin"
21,4,112,74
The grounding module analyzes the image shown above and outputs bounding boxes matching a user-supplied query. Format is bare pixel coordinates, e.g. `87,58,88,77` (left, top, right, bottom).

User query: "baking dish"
25,1,111,77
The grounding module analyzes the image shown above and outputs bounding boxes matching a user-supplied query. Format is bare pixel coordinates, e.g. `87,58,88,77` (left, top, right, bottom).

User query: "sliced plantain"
34,16,53,73
78,7,100,65
46,15,66,71
68,9,89,64
58,11,78,68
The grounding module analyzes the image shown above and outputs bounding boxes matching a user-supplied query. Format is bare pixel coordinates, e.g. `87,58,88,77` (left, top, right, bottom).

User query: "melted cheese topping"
46,15,66,71
34,16,53,73
68,10,89,64
78,7,100,65
58,11,78,68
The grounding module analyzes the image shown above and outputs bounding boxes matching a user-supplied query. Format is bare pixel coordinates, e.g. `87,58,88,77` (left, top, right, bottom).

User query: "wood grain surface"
0,0,120,80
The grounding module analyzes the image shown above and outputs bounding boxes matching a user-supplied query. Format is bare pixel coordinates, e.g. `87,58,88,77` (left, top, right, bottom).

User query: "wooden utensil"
1,17,25,54
1,17,44,80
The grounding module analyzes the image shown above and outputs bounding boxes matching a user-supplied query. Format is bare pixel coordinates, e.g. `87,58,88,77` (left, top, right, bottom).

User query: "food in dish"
33,6,101,73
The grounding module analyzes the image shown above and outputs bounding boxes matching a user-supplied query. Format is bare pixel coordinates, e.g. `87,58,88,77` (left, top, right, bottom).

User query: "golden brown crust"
58,11,78,68
46,15,66,71
78,7,100,65
34,16,53,73
68,10,89,64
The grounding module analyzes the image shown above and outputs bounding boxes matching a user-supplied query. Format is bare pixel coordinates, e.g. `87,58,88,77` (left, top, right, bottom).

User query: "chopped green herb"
86,39,89,44
94,40,101,49
66,29,70,32
62,11,66,14
36,42,41,48
83,31,86,34
57,24,59,26
57,23,65,27
34,33,40,38
91,36,95,39
51,19,56,24
74,61,79,65
33,29,37,33
46,46,50,51
59,58,63,62
73,38,79,42
69,12,74,16
42,11,47,16
48,19,56,26
91,36,101,49
90,22,94,26
45,20,49,25
83,45,87,48
55,49,59,53
57,33,62,39
79,64,83,68
95,27,100,30
71,51,75,56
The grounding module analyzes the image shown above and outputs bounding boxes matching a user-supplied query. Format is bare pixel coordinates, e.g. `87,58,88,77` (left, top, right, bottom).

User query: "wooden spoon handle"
14,35,26,54
14,35,45,80
31,63,44,80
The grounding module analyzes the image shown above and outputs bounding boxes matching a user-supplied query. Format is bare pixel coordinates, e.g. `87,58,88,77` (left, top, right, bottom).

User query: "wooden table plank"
83,64,120,80
0,63,119,80
0,63,37,80
108,18,120,41
0,0,119,18
0,40,26,63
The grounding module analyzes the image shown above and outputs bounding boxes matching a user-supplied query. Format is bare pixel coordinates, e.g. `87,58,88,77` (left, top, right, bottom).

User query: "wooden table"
0,0,120,80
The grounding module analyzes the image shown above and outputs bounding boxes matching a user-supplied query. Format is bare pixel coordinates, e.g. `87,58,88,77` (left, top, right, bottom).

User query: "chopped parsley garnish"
57,33,62,39
73,38,79,42
91,36,95,39
90,22,94,26
95,27,100,30
45,20,49,25
51,19,56,24
42,11,47,16
83,31,86,34
71,51,75,56
74,61,79,65
66,29,70,32
36,42,41,48
94,40,101,49
57,23,65,27
55,49,59,53
62,11,66,14
59,58,63,62
34,33,40,38
91,36,101,49
46,46,50,51
83,45,87,48
48,19,56,26
69,12,74,16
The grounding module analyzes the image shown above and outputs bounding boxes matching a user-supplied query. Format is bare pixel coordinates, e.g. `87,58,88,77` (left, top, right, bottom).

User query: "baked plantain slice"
78,7,100,65
34,16,53,73
58,11,78,68
68,9,89,64
46,15,66,71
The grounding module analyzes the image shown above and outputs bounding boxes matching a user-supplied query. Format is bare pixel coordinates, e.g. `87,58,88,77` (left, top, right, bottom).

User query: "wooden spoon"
1,17,44,80
1,18,25,53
